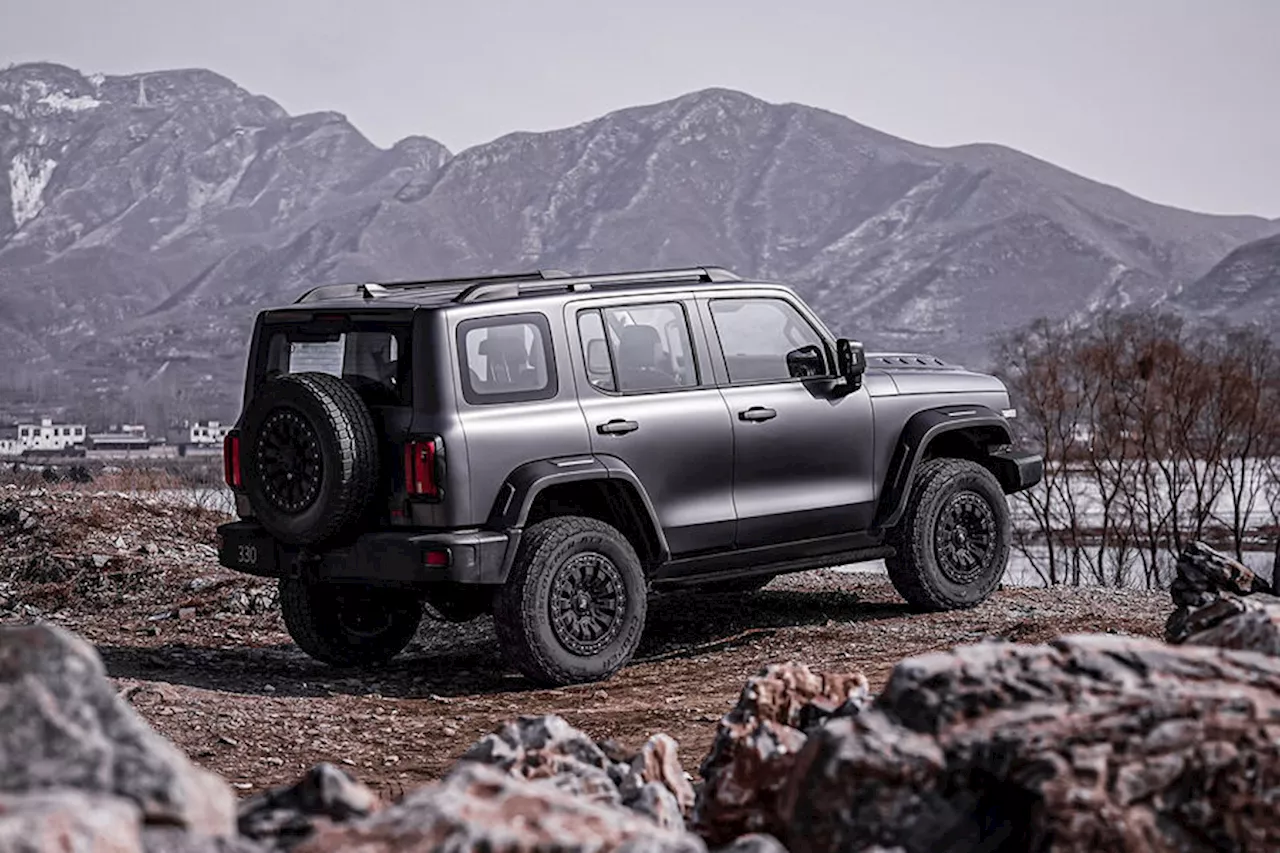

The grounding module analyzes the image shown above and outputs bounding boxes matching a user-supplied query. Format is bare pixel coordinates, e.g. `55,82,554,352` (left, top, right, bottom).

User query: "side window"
709,298,830,383
458,314,556,404
577,310,616,392
578,303,699,394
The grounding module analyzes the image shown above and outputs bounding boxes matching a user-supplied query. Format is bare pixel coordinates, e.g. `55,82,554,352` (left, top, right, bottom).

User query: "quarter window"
577,303,698,394
709,298,830,383
458,314,556,404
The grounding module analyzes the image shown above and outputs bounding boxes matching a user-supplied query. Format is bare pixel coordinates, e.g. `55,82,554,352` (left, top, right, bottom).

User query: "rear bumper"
215,520,515,586
988,449,1044,494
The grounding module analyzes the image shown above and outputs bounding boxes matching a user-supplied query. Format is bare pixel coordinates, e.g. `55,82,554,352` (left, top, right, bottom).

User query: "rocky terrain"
4,502,1280,851
2,61,1276,419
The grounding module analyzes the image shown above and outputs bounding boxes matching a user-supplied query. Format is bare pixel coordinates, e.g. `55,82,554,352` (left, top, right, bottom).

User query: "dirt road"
59,571,1165,800
1,487,1171,798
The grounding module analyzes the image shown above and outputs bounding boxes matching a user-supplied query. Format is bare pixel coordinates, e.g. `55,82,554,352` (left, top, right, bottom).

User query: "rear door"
699,293,876,548
566,296,736,556
252,311,416,524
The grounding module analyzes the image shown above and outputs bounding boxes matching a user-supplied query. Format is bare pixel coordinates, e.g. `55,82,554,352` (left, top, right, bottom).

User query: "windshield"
262,321,411,405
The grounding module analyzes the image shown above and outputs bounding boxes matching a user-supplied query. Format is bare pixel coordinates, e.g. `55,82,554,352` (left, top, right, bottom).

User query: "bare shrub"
995,310,1280,588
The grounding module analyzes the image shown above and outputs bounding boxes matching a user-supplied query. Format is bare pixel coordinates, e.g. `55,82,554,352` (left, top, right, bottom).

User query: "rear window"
262,322,411,405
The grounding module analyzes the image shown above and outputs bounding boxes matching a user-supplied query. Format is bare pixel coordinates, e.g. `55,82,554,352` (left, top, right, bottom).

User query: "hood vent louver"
867,352,956,370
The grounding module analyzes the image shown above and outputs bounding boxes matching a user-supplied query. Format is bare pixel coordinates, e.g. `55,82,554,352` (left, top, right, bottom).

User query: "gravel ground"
1,487,1173,799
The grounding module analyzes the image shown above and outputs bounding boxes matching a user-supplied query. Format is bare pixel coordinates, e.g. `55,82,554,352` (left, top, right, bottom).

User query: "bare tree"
994,309,1280,589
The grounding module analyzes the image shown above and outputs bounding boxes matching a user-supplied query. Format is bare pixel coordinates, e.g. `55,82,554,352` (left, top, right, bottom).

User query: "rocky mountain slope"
1,62,1274,419
1174,231,1280,323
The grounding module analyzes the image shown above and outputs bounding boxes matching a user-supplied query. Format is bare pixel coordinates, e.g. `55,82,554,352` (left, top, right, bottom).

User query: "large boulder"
0,623,236,836
294,762,707,853
780,634,1280,853
694,662,869,844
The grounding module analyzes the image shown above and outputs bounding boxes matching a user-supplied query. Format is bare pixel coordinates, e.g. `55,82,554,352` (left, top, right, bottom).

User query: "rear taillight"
223,432,242,490
404,437,442,500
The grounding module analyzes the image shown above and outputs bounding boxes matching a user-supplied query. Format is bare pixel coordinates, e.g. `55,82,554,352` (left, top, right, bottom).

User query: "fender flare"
873,405,1013,529
487,454,670,578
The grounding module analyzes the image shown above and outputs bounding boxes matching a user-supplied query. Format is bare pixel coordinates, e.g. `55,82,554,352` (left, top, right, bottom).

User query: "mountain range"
1,62,1275,423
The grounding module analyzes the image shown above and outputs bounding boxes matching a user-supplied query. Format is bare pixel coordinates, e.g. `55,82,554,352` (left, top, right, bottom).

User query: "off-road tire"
242,372,379,546
279,577,422,667
885,458,1010,611
693,574,775,595
493,516,647,686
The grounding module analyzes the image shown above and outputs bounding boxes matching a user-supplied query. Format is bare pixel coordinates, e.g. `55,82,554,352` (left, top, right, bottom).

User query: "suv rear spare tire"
885,458,1010,611
494,516,647,686
242,372,379,546
279,577,422,667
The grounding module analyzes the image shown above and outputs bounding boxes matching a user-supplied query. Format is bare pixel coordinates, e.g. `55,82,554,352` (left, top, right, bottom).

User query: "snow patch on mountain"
38,90,101,112
8,152,57,227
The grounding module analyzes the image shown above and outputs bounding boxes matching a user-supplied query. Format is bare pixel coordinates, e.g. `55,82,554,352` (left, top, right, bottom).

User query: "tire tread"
279,577,421,667
886,457,1009,611
493,516,645,686
245,372,379,545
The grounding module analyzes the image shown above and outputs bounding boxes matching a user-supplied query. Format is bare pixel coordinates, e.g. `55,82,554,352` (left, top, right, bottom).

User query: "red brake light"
223,433,242,490
404,438,440,499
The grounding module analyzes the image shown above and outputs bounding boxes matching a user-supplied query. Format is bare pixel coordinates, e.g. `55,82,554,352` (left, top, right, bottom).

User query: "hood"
863,352,1009,399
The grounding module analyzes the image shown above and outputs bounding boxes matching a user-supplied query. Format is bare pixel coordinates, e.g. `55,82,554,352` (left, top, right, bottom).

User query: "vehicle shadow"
97,586,910,700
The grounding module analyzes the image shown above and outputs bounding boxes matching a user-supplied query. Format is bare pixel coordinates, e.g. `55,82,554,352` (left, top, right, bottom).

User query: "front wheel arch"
874,407,1014,529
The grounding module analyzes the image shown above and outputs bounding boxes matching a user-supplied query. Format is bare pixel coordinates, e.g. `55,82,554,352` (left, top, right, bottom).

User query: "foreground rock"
694,662,869,844
463,714,696,832
237,764,380,850
1165,540,1277,645
0,791,142,853
781,634,1280,852
295,762,706,853
0,623,236,837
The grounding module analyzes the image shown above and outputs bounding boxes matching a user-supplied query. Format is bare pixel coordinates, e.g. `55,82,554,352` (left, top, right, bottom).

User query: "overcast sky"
2,0,1276,217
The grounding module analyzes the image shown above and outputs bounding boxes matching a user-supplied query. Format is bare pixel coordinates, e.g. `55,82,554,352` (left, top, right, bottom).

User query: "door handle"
597,419,639,435
738,407,777,422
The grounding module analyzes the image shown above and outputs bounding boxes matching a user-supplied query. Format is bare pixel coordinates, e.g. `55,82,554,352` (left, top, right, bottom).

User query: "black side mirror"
836,338,867,391
785,344,828,379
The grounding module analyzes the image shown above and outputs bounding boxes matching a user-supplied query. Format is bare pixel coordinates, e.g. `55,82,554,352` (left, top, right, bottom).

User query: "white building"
14,418,86,452
188,421,232,445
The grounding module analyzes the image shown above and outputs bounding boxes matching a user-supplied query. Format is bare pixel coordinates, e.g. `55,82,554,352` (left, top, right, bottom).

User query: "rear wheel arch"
490,458,669,574
524,477,666,570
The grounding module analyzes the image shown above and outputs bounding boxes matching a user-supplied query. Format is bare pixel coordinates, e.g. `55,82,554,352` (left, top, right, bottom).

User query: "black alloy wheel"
934,492,998,585
548,552,625,656
256,408,324,513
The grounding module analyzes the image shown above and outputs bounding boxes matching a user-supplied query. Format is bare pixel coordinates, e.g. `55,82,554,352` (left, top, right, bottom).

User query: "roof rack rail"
453,266,741,304
293,269,571,304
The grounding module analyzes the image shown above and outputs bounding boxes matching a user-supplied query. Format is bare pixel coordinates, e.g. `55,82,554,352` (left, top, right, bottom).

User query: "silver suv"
216,266,1042,685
